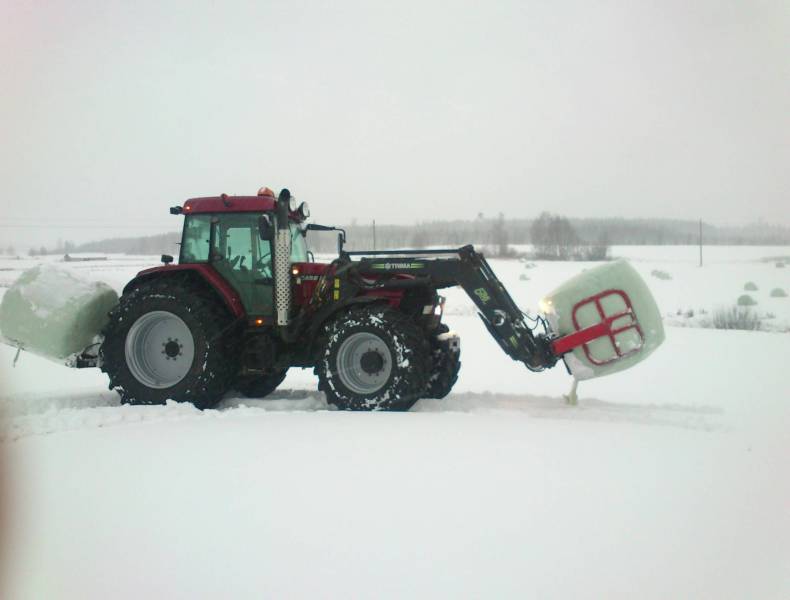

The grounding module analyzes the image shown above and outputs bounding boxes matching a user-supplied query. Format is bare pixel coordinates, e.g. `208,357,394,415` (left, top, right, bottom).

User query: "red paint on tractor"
291,262,406,308
550,289,644,364
357,273,410,307
359,288,404,307
184,196,276,214
182,195,303,220
292,262,331,306
129,264,246,318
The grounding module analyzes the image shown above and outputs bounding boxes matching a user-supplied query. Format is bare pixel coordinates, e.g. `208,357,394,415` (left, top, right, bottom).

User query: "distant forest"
60,215,790,257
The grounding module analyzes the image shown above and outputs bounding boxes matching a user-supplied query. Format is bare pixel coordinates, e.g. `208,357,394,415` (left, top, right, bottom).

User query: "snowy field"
0,247,788,599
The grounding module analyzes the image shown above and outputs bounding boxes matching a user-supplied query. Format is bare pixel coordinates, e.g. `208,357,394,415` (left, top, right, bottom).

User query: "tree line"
9,215,787,259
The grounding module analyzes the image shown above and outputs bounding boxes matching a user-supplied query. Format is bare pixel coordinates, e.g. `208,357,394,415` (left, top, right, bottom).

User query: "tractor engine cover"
541,259,664,380
0,264,119,363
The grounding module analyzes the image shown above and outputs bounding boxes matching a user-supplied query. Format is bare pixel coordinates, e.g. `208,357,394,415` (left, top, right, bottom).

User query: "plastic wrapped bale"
0,264,118,362
541,259,664,380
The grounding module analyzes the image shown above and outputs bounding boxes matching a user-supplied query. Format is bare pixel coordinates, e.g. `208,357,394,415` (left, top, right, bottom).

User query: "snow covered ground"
0,247,788,599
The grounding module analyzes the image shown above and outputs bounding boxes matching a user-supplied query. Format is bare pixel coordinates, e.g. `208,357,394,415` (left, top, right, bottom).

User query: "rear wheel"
124,311,195,389
100,277,239,410
316,305,430,411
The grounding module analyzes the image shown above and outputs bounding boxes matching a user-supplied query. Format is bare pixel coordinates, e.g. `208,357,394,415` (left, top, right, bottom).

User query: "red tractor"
91,187,659,411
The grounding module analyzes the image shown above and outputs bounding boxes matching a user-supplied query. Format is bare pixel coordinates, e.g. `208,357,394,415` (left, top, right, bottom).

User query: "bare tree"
410,227,429,248
585,230,610,261
531,213,579,259
490,212,511,257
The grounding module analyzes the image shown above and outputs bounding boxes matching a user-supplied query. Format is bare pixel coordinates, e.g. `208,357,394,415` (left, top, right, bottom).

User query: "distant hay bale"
743,281,758,291
519,274,530,281
770,288,788,298
737,294,757,307
651,269,671,281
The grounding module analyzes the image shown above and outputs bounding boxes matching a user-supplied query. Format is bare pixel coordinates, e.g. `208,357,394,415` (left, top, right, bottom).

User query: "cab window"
209,213,274,315
180,215,212,263
290,223,308,262
212,213,269,273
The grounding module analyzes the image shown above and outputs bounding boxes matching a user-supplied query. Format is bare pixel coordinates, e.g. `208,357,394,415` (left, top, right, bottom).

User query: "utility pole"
699,219,703,267
372,219,377,250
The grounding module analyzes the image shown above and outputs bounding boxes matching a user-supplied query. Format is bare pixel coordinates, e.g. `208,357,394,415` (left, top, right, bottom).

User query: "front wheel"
316,305,430,411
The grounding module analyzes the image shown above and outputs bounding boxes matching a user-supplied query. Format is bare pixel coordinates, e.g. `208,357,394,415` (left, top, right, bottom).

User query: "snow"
1,249,789,599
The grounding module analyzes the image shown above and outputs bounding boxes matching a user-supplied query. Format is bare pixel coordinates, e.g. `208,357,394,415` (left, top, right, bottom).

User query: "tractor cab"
174,191,310,318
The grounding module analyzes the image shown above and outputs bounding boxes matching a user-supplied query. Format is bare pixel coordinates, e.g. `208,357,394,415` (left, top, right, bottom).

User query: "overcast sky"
1,0,788,248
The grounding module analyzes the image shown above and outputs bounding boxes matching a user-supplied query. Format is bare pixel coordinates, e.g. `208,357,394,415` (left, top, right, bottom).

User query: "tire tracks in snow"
0,388,724,441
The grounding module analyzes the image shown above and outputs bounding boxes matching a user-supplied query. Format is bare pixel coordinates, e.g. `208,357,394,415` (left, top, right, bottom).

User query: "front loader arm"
349,245,558,371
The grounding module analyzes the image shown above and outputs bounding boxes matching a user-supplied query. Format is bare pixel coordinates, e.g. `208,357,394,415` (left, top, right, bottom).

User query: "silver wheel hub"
336,332,392,395
125,311,195,389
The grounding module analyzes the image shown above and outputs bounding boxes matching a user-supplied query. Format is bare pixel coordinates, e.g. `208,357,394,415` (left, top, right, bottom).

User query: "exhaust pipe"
274,189,292,327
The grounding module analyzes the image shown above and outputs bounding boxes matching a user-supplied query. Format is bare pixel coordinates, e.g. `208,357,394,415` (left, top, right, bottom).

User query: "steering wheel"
255,252,271,268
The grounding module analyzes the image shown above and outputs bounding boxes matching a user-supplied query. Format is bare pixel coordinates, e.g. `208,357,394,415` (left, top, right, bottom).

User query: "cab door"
211,213,274,316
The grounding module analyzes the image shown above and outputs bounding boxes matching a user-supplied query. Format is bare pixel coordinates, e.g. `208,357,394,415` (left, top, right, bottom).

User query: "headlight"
299,202,310,219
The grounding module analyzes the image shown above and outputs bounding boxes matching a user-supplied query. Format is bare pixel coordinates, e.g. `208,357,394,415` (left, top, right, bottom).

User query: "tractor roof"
183,195,277,214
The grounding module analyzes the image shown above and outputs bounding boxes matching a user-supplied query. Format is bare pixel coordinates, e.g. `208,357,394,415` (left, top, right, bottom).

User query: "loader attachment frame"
549,289,645,364
349,245,559,371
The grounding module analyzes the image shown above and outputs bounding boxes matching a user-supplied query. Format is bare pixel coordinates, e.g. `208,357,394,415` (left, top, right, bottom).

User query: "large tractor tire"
425,324,461,399
100,277,239,410
234,369,288,399
316,305,430,411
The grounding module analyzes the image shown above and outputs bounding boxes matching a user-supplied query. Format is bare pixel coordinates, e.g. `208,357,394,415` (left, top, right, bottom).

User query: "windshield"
180,214,307,264
180,215,212,262
290,223,308,262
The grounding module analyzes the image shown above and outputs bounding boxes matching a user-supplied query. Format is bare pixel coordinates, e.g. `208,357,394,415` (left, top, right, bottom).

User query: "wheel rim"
124,311,196,389
335,332,392,395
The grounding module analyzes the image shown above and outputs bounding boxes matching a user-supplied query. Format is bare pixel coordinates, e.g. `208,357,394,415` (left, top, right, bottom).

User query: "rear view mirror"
258,214,273,241
305,223,347,256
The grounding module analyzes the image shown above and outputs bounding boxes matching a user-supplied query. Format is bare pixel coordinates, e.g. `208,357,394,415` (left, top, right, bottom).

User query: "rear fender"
124,264,246,318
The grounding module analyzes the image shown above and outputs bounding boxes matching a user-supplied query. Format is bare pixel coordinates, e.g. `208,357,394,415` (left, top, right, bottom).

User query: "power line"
0,224,176,230
0,217,168,223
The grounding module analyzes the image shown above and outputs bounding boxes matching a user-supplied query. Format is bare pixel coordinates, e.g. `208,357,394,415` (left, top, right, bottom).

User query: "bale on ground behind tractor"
0,264,118,363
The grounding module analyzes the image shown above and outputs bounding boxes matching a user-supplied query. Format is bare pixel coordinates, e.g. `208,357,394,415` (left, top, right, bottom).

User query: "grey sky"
1,0,788,248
